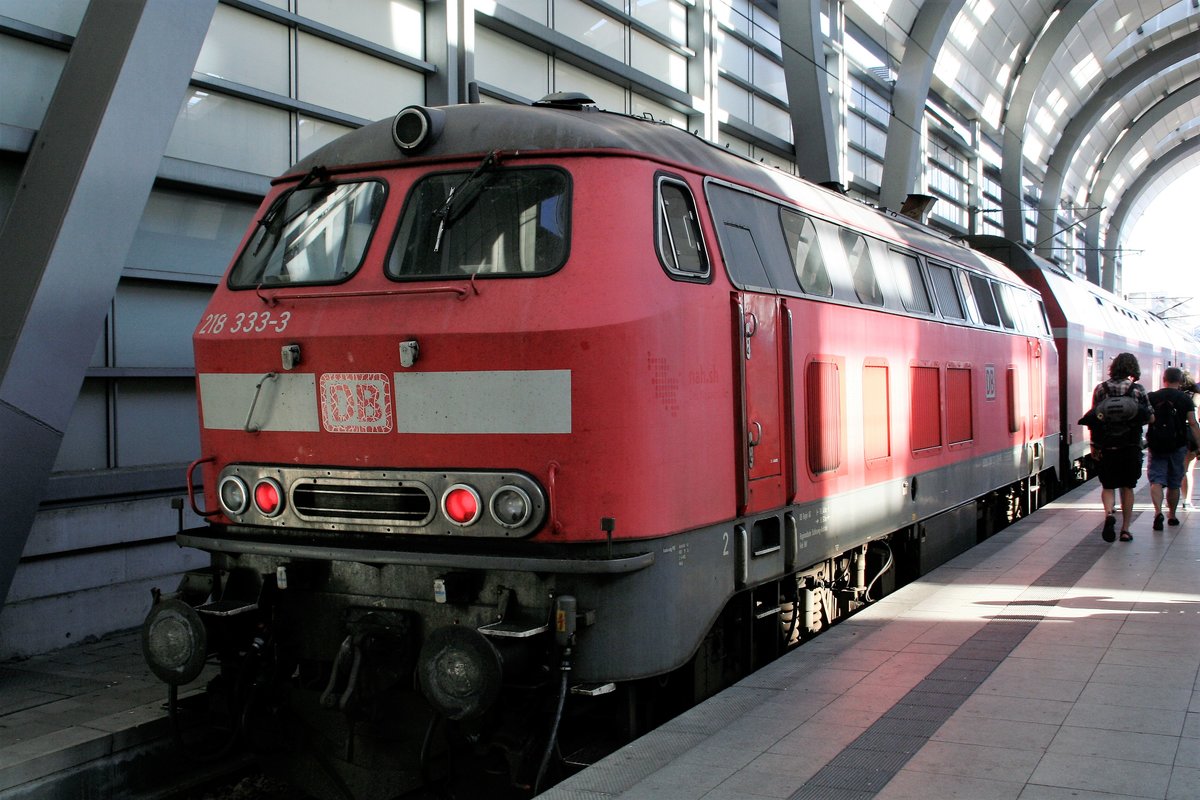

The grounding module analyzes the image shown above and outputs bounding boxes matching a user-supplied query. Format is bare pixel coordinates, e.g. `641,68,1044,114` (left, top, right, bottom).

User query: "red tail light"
254,478,285,517
442,485,481,526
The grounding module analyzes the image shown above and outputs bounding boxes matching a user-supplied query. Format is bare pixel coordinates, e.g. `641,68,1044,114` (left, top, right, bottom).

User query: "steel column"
0,0,216,605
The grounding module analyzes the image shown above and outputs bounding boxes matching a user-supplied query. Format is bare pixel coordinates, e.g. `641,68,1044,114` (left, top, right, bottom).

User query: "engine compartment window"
230,179,386,288
780,209,832,297
843,229,883,306
388,167,569,279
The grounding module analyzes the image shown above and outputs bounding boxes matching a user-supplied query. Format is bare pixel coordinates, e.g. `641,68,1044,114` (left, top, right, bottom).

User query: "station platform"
542,480,1200,800
0,627,223,799
3,478,1198,800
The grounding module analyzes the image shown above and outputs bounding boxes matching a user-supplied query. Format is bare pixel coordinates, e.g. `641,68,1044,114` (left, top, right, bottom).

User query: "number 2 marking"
722,531,730,556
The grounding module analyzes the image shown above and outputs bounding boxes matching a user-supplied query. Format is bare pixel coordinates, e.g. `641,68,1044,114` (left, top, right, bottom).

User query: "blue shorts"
1148,447,1187,489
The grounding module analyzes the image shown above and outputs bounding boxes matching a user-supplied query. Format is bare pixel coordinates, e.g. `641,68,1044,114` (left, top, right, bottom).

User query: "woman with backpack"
1080,352,1152,542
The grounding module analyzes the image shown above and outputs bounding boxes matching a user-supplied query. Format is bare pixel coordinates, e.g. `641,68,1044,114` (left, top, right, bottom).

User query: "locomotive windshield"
229,179,386,288
387,167,569,279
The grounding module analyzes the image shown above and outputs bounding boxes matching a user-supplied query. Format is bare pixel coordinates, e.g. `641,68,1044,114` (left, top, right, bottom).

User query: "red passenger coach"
144,95,1063,799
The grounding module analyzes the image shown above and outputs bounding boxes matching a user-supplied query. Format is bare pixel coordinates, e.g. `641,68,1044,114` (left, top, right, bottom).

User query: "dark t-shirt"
1146,386,1194,453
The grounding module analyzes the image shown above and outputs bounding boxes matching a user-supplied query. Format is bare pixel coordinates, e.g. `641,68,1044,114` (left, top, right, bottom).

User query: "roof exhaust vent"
533,92,596,110
899,193,937,223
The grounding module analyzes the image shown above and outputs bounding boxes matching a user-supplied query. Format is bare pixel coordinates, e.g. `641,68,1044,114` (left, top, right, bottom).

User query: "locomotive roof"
291,100,1012,284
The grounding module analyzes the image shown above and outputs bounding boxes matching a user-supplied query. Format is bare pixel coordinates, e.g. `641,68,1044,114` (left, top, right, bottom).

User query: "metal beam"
1034,29,1200,261
998,2,1097,241
778,0,838,185
0,0,216,605
878,0,964,212
1083,78,1200,286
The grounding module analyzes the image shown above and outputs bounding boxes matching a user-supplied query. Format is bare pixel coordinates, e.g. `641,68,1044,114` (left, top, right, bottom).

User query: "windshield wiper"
253,166,331,256
432,150,501,252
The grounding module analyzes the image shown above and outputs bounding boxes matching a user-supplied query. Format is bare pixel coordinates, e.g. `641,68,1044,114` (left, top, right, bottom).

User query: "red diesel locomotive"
144,94,1093,798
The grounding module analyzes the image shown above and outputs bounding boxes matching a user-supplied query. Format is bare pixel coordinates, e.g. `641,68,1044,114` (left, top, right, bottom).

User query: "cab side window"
657,178,709,279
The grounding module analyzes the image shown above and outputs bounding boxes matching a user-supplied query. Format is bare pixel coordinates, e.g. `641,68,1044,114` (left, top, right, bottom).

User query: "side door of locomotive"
704,181,789,516
735,290,786,514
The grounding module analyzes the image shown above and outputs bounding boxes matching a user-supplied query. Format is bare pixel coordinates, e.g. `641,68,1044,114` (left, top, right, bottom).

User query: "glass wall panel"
631,93,686,127
631,31,686,91
719,77,750,121
113,282,211,369
631,0,687,45
753,97,790,142
752,51,785,101
555,61,625,111
129,189,258,280
299,115,355,161
0,37,66,129
166,89,290,176
475,27,549,102
52,381,107,472
0,0,87,34
718,34,750,81
718,132,752,156
297,33,424,122
115,379,201,467
556,0,624,61
297,0,424,58
751,5,781,56
497,0,549,25
714,0,752,39
194,4,289,96
847,149,882,188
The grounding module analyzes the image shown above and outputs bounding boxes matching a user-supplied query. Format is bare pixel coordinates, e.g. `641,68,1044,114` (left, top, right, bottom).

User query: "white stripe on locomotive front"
198,370,572,434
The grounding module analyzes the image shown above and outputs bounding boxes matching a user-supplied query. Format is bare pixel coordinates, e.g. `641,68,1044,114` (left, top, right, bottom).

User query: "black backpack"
1147,393,1186,454
1094,393,1138,427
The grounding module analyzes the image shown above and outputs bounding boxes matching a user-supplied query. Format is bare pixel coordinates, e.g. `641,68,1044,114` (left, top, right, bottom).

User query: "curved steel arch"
877,0,964,212
1035,29,1200,260
1105,136,1200,290
1084,78,1200,286
999,1,1099,241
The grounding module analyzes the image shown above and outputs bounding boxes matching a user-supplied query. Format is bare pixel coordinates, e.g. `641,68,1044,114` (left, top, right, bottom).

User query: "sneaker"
1169,517,1180,527
1103,515,1117,542
1154,513,1165,531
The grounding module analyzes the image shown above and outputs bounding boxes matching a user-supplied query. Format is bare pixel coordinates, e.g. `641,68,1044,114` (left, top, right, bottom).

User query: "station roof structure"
821,0,1200,290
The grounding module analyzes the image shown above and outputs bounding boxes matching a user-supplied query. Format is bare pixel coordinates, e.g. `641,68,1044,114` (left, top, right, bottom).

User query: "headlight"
489,486,532,528
218,475,249,516
417,626,502,720
141,599,208,686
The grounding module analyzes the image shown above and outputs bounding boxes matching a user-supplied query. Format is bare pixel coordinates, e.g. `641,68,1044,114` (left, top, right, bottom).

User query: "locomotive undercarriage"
143,463,1058,799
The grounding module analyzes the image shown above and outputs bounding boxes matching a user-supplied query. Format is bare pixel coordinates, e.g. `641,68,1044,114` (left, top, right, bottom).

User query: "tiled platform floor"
543,480,1200,800
0,624,221,798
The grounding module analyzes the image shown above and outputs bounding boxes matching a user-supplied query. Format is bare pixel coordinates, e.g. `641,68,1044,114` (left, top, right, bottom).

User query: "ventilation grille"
292,482,433,524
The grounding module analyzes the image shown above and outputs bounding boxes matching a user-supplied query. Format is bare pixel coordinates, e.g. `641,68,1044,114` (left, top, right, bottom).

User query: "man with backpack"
1080,352,1152,542
1146,366,1200,531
